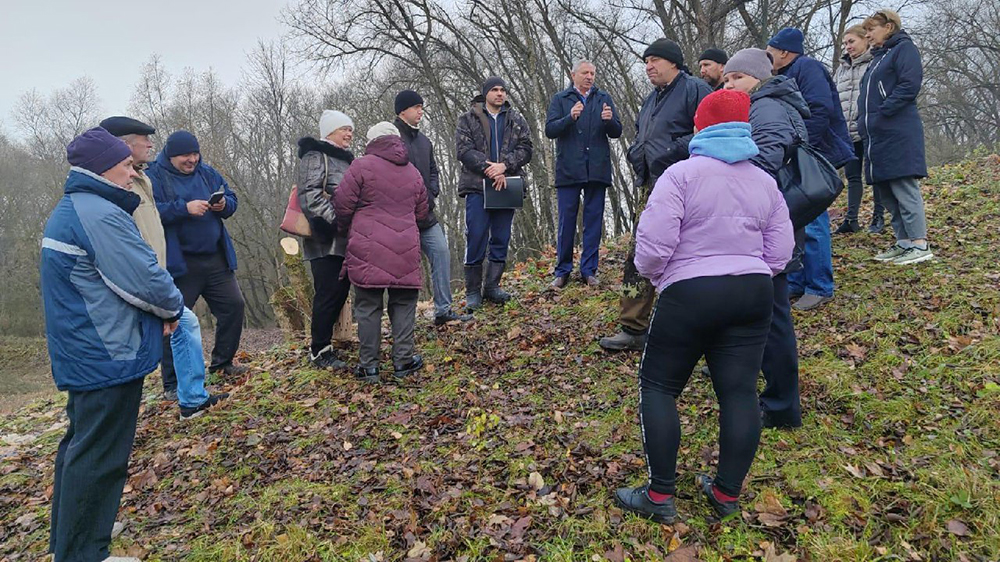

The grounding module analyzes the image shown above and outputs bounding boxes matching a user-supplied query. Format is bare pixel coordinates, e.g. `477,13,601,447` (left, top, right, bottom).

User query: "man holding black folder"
455,77,534,311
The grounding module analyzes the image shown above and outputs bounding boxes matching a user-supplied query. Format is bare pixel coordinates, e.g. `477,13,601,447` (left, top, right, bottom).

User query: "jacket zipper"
863,49,889,181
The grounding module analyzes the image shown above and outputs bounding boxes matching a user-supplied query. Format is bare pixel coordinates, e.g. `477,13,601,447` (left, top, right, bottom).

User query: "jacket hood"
64,166,141,214
297,136,355,162
154,150,201,176
688,122,759,164
841,49,873,66
469,94,512,113
752,75,810,120
364,134,410,165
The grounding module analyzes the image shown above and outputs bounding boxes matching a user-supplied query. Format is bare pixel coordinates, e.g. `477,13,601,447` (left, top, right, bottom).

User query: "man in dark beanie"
393,90,472,325
41,127,184,561
147,130,247,379
455,77,533,312
600,38,712,352
698,48,729,90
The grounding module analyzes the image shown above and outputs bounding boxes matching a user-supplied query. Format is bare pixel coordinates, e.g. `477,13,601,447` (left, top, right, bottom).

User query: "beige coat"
130,165,167,268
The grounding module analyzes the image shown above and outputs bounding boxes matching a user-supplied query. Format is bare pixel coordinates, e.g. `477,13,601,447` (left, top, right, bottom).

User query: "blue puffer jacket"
544,85,623,187
40,167,184,392
858,30,927,184
778,55,856,168
147,151,238,278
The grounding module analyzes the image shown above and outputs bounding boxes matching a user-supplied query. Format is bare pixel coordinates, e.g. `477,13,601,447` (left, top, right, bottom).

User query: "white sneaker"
103,557,141,562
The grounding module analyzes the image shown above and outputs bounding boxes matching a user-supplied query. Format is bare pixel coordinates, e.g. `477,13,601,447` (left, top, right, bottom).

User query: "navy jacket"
395,117,440,230
749,76,811,178
627,72,712,188
778,55,855,168
40,168,184,391
544,85,623,187
858,30,927,184
147,151,239,278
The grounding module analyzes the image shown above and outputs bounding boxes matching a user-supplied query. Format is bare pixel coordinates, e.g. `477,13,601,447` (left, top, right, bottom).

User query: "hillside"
3,156,1000,561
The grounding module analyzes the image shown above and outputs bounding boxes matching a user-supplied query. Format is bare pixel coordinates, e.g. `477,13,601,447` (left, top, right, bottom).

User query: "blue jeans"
787,211,834,298
555,183,606,278
171,307,210,408
464,192,515,266
420,223,454,317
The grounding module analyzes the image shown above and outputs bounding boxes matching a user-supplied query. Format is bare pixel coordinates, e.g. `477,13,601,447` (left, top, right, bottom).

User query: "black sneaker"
179,393,229,421
162,389,178,402
392,354,424,380
613,485,677,524
834,219,861,234
434,310,473,326
210,363,248,377
355,365,380,384
761,410,802,430
697,474,740,520
310,346,346,369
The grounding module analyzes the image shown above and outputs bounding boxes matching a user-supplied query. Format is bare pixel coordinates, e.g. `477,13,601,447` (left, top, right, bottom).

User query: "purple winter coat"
635,123,794,293
335,135,429,289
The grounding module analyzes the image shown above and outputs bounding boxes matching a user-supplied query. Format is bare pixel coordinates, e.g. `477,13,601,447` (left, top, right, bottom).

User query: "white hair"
572,59,596,73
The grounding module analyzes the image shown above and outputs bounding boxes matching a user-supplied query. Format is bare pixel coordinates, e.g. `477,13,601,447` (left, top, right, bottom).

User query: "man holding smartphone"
147,130,247,380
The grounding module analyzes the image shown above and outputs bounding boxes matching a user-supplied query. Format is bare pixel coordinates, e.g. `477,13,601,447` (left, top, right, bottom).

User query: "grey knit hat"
723,48,774,82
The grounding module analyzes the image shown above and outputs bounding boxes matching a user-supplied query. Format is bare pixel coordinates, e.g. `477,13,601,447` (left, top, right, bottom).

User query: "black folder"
483,176,525,209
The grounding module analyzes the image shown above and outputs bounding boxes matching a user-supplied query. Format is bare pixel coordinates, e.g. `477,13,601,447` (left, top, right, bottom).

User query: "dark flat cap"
98,116,156,137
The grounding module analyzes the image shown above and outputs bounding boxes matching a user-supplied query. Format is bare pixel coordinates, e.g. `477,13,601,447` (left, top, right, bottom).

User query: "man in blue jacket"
545,60,623,288
767,28,856,311
41,127,185,562
147,131,246,384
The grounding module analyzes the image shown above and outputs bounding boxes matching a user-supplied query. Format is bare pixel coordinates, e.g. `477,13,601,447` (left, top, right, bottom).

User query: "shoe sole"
893,253,934,265
873,254,904,262
179,410,206,421
599,342,644,352
613,494,677,524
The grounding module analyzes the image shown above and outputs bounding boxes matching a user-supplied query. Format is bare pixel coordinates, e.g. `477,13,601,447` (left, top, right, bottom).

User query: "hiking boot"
162,389,178,402
483,261,512,304
310,345,346,370
874,243,907,262
355,365,380,384
792,294,832,311
464,264,484,312
761,409,802,430
179,393,229,421
614,485,678,524
892,246,934,265
210,362,248,377
551,275,569,289
868,214,885,234
834,219,861,234
393,354,424,380
583,275,600,287
697,474,740,520
599,330,646,352
434,310,473,326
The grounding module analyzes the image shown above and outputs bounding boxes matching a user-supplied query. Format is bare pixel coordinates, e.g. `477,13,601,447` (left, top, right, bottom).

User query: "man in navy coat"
545,60,623,288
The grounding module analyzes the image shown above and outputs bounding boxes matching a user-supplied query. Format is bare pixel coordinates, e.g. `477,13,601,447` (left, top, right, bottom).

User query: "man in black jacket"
394,90,472,325
600,39,712,351
455,77,533,312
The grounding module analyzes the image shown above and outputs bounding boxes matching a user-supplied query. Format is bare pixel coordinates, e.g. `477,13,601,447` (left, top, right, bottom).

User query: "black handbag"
776,141,844,230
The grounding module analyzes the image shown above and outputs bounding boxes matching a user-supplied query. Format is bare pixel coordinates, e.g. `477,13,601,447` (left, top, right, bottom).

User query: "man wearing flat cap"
600,38,712,352
698,48,729,90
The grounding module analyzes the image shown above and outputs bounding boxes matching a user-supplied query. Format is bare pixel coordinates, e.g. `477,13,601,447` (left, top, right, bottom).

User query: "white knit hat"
319,110,354,139
366,121,400,143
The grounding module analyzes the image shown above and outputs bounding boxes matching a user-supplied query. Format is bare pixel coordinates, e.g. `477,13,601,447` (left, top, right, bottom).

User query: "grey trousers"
420,223,453,317
353,287,419,369
875,176,927,241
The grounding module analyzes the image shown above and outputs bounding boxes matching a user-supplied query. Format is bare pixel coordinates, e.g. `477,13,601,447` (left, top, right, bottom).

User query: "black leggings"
310,255,352,355
639,274,773,497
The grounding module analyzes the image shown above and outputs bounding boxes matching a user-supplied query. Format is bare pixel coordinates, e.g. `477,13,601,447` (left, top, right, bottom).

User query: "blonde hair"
845,25,867,40
863,9,903,35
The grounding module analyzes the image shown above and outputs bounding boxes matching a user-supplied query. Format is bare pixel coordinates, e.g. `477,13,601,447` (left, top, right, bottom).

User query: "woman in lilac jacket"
614,89,794,523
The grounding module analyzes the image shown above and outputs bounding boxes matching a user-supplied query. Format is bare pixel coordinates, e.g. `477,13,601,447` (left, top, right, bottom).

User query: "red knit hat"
693,89,751,130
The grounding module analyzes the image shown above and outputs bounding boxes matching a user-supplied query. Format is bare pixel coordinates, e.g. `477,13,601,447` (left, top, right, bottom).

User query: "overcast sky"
0,0,289,136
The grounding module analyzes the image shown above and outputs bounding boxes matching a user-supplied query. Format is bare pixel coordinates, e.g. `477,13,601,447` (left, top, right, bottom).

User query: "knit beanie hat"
319,110,354,139
366,121,401,143
694,89,751,130
724,48,775,82
699,48,729,65
67,127,133,175
481,77,507,98
767,27,805,54
394,90,424,115
642,38,685,68
164,131,200,157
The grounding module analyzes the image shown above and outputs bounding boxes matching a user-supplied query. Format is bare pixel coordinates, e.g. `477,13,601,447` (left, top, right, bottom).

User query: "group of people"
38,8,932,560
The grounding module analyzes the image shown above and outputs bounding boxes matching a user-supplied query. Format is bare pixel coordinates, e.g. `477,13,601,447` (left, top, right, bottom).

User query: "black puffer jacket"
455,95,533,197
296,137,354,260
394,117,439,230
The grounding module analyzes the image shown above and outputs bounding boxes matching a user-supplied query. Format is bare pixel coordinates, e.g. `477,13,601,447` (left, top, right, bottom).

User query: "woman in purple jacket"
614,89,794,523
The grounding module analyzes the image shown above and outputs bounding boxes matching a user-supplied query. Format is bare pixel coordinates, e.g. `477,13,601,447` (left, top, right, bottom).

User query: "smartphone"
209,188,225,206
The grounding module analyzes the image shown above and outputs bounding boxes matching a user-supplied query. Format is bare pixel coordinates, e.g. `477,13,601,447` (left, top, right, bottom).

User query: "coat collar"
64,166,141,214
296,136,355,162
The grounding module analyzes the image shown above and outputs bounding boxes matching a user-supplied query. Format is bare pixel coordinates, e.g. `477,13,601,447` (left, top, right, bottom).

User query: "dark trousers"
620,186,655,334
309,255,352,355
843,140,884,222
464,192,515,266
639,274,772,497
760,273,802,426
555,182,607,278
49,378,143,562
353,287,419,370
162,250,245,389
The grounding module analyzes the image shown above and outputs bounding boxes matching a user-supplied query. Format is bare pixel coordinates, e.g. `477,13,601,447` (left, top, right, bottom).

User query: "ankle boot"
483,261,511,304
464,264,484,312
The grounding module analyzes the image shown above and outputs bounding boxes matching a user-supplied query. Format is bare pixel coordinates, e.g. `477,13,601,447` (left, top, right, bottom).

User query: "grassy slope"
2,156,1000,561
